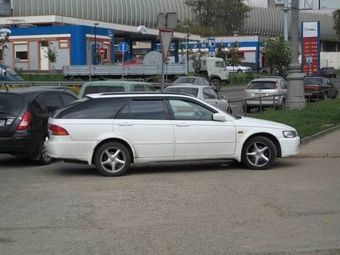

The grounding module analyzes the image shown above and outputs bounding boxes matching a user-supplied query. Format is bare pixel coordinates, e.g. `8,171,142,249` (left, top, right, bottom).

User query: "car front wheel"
241,136,277,170
94,142,131,176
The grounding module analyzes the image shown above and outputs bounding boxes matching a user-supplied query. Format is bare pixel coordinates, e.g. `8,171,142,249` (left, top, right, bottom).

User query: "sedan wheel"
241,136,277,170
94,142,131,176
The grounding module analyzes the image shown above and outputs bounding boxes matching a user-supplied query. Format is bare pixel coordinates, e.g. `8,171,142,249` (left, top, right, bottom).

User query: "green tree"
263,37,291,77
0,29,10,48
184,0,251,36
227,42,242,69
333,9,340,38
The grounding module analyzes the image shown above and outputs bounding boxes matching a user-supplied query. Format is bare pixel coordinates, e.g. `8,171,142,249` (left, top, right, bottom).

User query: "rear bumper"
0,134,38,155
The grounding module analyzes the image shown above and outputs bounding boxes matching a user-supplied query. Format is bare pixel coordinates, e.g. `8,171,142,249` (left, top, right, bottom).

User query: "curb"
300,124,340,145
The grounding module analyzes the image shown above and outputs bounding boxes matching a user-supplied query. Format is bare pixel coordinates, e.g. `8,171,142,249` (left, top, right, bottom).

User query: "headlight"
283,130,297,138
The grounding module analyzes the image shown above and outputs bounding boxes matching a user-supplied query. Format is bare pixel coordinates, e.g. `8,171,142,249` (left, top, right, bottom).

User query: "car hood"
233,116,296,131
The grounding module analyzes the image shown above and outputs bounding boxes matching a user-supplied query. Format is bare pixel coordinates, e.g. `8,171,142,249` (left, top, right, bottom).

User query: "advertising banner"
302,21,320,76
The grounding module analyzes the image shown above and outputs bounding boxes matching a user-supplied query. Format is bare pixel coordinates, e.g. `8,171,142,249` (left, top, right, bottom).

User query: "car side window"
57,98,127,119
117,99,167,120
33,93,63,114
169,99,214,121
281,80,287,89
203,88,218,99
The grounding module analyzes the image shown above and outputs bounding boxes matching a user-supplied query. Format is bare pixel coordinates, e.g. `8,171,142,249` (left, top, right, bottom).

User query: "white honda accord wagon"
45,93,300,176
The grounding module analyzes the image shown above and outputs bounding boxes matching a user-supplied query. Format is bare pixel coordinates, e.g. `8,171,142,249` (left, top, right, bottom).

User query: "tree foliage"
263,37,291,77
333,9,340,38
184,0,251,36
0,31,10,48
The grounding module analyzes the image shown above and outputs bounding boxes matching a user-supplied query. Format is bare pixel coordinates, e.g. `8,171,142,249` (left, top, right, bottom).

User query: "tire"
210,78,222,91
94,142,131,176
29,138,53,165
261,70,268,74
237,69,243,73
241,136,277,170
277,98,286,110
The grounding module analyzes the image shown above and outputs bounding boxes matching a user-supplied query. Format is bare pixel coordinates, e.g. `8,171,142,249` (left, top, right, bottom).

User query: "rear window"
0,94,25,115
165,87,198,97
173,77,196,84
248,82,277,90
304,78,322,85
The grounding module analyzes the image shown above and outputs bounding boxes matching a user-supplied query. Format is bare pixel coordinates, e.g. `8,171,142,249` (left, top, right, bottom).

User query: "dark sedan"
303,77,338,101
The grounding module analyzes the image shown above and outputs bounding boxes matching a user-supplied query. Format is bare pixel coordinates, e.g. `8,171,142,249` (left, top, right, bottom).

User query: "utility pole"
285,0,306,110
94,22,99,65
183,25,190,77
284,0,289,41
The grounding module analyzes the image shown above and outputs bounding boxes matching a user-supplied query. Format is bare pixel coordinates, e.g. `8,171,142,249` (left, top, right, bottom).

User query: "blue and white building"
0,0,339,71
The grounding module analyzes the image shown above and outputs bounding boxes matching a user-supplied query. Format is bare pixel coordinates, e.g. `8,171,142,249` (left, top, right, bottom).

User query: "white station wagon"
45,93,300,176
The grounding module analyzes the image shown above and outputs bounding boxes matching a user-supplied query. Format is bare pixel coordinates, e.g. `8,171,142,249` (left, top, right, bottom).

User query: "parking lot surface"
1,148,340,255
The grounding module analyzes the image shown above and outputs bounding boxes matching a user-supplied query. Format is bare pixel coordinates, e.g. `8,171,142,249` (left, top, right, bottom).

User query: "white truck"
62,52,229,91
192,56,229,91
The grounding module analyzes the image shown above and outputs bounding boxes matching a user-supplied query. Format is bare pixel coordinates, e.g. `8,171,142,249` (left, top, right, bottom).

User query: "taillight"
275,82,279,89
49,124,69,136
245,83,251,89
17,111,32,131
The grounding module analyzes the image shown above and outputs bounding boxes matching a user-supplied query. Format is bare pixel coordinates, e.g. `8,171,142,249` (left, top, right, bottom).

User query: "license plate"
0,119,5,127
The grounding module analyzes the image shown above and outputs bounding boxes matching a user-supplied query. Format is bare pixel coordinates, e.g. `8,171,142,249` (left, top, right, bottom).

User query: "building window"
14,44,28,61
59,40,69,49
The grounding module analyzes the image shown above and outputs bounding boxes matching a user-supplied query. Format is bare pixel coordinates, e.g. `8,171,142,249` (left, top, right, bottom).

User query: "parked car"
226,64,252,73
241,62,259,72
123,59,142,66
0,87,78,164
0,64,24,81
78,80,156,98
172,76,217,91
45,93,300,176
303,76,338,101
164,84,232,113
243,77,287,113
320,67,337,78
173,76,210,86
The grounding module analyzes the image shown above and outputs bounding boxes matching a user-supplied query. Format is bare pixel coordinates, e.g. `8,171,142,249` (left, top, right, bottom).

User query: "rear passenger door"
114,98,175,159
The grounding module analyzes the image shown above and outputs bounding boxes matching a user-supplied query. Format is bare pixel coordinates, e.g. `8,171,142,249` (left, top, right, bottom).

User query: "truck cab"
193,57,229,91
0,64,24,81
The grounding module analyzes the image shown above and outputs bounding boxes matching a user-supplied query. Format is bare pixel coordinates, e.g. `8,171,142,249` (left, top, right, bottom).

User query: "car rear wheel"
210,78,221,91
94,142,131,176
241,136,277,170
29,137,53,165
237,69,243,73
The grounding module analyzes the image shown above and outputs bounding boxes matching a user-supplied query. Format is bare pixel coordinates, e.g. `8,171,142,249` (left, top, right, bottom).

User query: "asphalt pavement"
298,125,340,158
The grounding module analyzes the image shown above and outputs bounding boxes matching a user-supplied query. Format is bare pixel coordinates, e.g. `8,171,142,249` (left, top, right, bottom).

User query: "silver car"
165,84,232,114
243,77,287,113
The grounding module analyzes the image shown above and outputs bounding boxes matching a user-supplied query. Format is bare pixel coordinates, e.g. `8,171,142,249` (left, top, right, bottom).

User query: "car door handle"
175,123,190,127
118,122,133,126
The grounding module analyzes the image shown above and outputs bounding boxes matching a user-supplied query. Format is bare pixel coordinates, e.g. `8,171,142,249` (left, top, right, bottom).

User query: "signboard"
99,47,105,55
118,42,129,53
302,21,320,76
159,29,173,61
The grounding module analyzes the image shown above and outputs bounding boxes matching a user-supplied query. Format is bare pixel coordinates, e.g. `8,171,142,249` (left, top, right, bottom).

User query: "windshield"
3,66,18,76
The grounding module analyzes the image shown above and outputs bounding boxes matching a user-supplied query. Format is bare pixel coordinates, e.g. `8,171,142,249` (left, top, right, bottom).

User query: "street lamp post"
286,0,306,109
183,25,189,77
94,22,99,65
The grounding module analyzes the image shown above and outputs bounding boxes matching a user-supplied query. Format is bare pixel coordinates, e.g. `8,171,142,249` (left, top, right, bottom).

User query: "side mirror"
213,113,227,122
